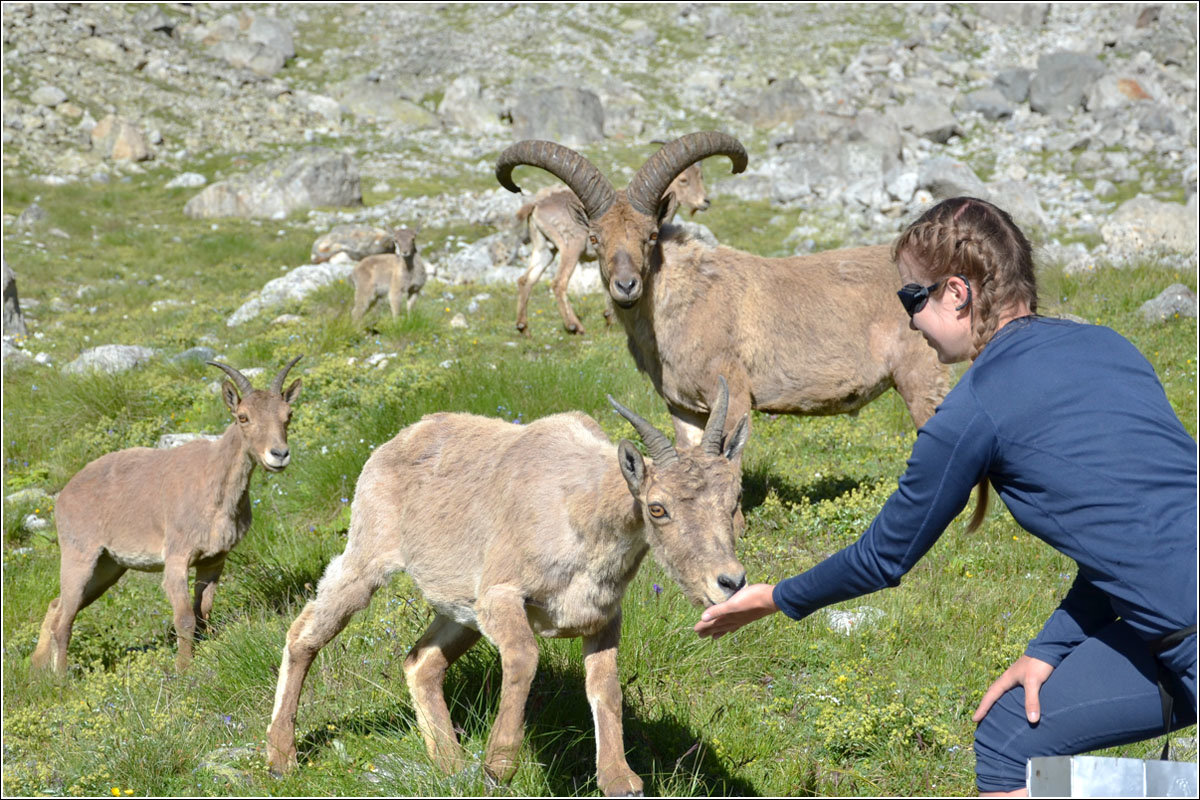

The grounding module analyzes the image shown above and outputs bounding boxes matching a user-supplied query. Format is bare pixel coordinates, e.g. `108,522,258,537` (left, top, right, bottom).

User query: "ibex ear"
283,378,302,404
723,414,750,461
617,439,646,494
655,191,677,226
221,380,241,415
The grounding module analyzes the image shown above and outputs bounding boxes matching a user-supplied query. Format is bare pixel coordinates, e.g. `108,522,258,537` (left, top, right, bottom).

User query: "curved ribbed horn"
270,355,302,394
627,132,748,216
606,395,679,466
496,140,617,219
700,376,730,456
206,360,253,395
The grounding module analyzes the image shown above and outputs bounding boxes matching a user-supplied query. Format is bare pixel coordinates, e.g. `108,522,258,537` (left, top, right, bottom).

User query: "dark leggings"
974,621,1198,793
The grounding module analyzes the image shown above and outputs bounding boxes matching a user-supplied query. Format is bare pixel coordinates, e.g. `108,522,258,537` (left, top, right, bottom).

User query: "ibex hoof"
566,324,584,335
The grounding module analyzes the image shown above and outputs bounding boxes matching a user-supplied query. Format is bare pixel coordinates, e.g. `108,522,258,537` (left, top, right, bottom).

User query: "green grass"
3,169,1196,797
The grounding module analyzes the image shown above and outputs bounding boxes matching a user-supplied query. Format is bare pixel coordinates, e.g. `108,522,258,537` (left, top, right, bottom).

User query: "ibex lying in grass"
514,153,710,335
497,133,948,446
267,379,750,796
351,226,427,323
31,357,303,674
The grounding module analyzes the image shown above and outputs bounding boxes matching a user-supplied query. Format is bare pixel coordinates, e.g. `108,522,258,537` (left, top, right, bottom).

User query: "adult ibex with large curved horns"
497,132,948,447
267,378,749,796
32,356,303,674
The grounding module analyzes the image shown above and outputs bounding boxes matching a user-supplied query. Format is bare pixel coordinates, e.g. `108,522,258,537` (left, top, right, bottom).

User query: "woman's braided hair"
891,197,1037,360
892,197,1038,530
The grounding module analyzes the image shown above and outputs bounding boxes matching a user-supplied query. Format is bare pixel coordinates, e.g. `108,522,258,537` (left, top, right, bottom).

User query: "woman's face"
896,252,974,364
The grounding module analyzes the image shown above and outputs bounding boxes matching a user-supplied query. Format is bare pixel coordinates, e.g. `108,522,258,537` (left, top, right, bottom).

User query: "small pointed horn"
607,395,679,466
700,377,730,456
207,360,254,395
496,140,617,220
627,132,748,216
270,355,303,394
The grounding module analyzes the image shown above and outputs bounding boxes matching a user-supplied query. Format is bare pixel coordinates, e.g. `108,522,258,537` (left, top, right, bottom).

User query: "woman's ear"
950,275,973,311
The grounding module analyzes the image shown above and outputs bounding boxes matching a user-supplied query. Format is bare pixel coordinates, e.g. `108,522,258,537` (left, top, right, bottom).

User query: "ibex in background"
351,226,427,323
267,379,750,797
514,146,711,335
497,133,948,447
32,356,303,674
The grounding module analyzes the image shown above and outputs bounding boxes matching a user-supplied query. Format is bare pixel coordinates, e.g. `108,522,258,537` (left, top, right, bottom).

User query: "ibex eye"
648,503,667,519
238,414,249,424
589,235,598,245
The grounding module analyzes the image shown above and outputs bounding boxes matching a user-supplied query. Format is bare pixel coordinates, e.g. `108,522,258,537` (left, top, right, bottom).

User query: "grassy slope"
2,163,1196,796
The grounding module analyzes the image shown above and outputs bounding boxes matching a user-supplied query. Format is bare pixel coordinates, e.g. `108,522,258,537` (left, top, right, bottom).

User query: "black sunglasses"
897,274,969,317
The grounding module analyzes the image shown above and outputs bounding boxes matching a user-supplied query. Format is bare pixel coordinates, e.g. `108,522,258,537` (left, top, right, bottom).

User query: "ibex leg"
516,228,554,333
266,550,387,775
476,584,538,785
583,613,643,797
550,235,587,334
32,549,125,674
403,614,482,774
162,555,197,672
192,556,226,638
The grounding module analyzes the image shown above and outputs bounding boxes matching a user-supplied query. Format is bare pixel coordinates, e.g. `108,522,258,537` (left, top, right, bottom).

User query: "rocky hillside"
3,3,1197,290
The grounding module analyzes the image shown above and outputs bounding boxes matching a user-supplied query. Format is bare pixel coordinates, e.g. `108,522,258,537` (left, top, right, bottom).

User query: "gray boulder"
888,95,961,143
958,88,1014,121
209,39,286,78
438,76,503,135
736,78,817,129
156,433,223,449
227,260,355,326
986,180,1049,231
1029,52,1106,116
1101,196,1198,260
31,85,67,107
335,79,439,130
510,87,605,146
975,4,1050,28
439,232,525,286
63,345,156,375
3,258,28,338
917,157,989,201
184,147,362,220
311,224,396,263
994,68,1033,104
1139,284,1199,323
90,115,152,161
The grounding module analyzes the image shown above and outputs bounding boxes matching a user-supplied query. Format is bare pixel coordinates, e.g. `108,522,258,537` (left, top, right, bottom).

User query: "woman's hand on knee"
973,654,1055,724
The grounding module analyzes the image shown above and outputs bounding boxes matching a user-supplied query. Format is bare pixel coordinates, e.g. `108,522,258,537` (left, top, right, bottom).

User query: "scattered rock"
156,433,223,449
1139,284,1199,323
184,147,362,219
1101,196,1198,260
90,114,152,161
825,606,884,634
63,344,156,375
509,86,605,146
227,261,355,325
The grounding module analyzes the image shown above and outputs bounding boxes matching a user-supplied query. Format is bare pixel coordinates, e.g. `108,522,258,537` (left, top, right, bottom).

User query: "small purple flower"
653,583,662,596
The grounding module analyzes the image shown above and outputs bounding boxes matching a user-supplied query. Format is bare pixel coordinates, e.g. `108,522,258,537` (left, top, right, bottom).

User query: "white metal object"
1027,756,1199,797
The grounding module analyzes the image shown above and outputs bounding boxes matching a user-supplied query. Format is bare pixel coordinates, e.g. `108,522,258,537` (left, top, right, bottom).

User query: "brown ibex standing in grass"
514,150,711,336
497,133,948,446
267,379,750,796
351,226,427,323
31,356,303,675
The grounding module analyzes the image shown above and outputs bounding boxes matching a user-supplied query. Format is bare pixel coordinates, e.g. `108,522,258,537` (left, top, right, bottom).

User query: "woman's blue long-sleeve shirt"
772,317,1197,675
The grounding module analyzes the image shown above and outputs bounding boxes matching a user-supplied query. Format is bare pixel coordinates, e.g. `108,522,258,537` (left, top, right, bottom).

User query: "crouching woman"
694,197,1197,795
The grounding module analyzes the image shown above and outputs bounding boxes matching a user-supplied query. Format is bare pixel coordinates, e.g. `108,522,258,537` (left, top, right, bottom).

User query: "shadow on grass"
742,464,867,513
294,645,757,796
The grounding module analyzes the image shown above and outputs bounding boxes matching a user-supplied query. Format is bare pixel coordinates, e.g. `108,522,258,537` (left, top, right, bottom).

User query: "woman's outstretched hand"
694,583,779,639
973,653,1056,724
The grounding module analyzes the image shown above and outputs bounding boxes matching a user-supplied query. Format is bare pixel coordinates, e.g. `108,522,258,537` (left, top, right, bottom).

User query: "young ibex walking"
267,379,750,796
497,133,949,446
514,151,711,335
351,226,427,323
31,356,303,674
